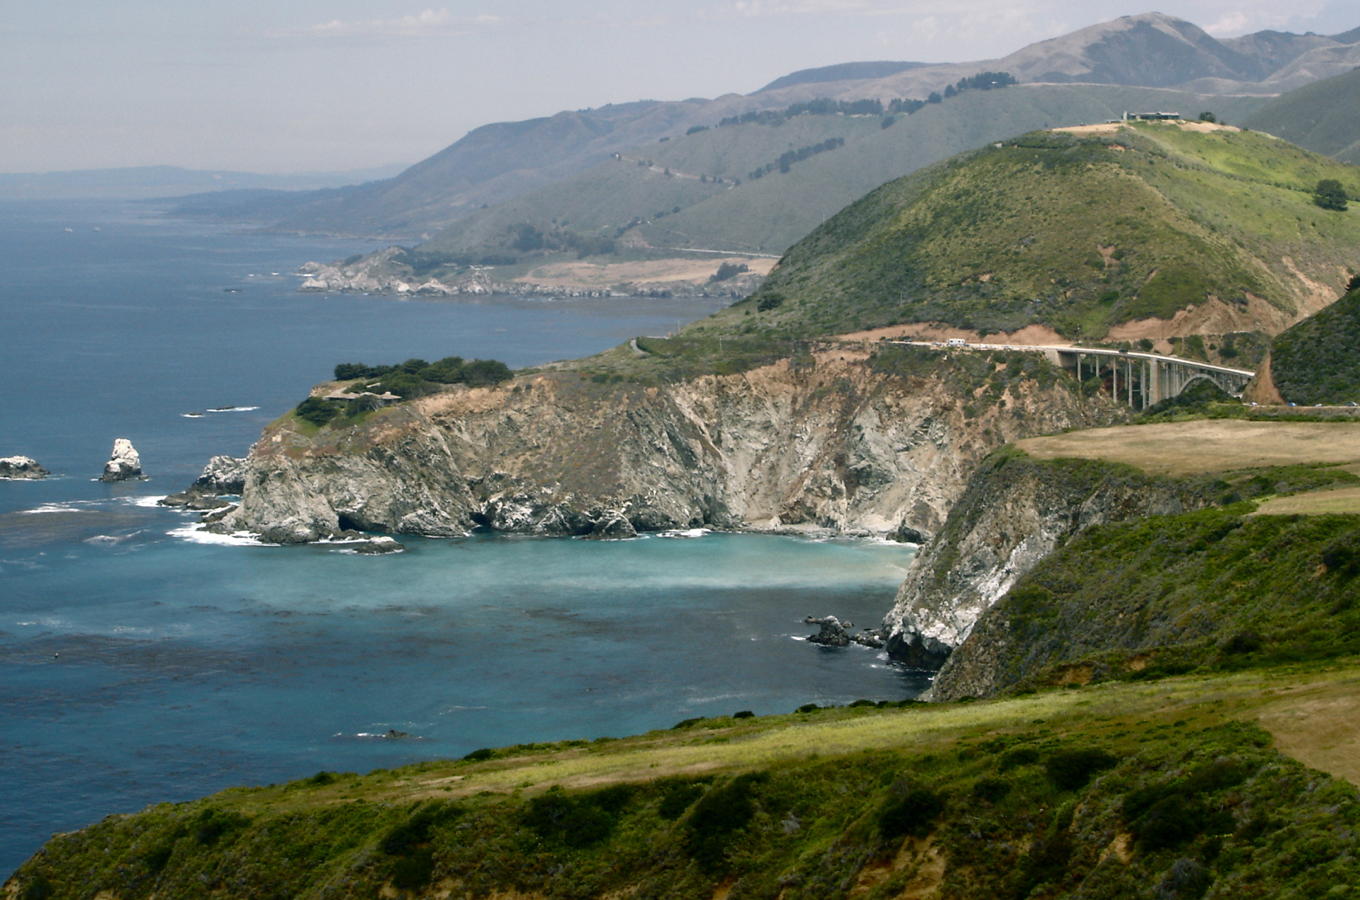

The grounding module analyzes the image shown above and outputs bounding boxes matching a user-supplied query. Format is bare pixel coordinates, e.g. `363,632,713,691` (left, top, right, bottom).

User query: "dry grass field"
1017,420,1360,477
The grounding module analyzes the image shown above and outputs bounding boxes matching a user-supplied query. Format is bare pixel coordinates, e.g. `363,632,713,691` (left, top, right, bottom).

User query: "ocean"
0,200,926,875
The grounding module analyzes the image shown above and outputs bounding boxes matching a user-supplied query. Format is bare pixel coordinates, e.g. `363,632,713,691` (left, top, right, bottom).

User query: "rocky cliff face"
218,349,1118,545
882,451,1212,671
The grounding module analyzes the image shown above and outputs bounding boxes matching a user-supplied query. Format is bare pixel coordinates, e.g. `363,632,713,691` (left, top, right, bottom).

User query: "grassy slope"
1245,66,1360,164
701,123,1360,342
966,506,1360,695
1268,288,1360,404
9,664,1360,899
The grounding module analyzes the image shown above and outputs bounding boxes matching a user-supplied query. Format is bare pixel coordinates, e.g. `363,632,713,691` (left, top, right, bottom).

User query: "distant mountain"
0,164,404,201
756,60,926,93
1245,66,1360,164
189,12,1360,244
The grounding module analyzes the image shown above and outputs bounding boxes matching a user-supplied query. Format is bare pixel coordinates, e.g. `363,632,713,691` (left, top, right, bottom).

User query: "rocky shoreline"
296,248,762,300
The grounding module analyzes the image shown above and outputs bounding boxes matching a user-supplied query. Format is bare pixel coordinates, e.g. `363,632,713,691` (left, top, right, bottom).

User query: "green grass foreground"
10,664,1360,899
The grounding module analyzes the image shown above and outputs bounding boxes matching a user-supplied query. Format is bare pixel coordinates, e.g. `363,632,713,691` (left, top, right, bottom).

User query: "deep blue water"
0,200,925,876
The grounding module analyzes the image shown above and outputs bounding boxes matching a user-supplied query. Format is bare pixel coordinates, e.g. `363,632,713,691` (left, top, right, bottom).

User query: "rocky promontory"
0,455,48,479
98,438,143,482
211,347,1120,546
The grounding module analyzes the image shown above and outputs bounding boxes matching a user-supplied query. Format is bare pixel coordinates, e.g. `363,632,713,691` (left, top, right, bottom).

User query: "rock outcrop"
882,450,1216,671
805,615,852,647
215,349,1120,545
161,456,246,510
0,455,48,479
98,438,143,482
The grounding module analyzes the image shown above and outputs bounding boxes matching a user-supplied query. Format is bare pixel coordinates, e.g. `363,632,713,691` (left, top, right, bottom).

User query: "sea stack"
0,456,49,479
99,438,143,482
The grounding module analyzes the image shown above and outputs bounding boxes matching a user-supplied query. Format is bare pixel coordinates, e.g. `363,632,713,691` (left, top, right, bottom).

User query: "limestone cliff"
882,450,1212,669
219,348,1118,545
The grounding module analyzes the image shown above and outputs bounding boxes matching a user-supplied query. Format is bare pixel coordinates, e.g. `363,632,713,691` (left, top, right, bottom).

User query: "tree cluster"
507,222,617,258
1314,179,1349,212
747,137,845,180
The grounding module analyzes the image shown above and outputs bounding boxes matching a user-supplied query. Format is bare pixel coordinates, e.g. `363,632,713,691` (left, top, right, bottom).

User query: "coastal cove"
0,201,927,875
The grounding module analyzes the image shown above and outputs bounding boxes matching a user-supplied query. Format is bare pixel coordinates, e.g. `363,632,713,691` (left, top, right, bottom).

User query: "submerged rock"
0,456,49,479
98,438,142,482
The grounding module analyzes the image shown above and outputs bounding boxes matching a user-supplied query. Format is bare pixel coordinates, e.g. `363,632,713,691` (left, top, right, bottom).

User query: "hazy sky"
2,1,1356,174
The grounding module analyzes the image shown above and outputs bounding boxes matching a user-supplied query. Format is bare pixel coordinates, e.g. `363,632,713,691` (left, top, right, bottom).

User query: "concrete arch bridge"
894,341,1255,410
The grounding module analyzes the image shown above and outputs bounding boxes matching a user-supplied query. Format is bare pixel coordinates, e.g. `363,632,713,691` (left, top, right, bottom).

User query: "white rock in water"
0,455,49,479
99,438,143,482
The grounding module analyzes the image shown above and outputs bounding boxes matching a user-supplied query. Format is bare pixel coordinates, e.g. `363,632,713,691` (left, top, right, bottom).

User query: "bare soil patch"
1017,420,1360,476
837,322,1066,346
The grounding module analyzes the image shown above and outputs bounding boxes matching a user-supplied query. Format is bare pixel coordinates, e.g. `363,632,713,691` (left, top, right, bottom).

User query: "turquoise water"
0,201,925,875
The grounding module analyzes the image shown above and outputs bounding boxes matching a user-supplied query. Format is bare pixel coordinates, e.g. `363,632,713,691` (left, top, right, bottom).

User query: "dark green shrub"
972,776,1012,803
1221,631,1263,655
524,789,618,848
419,356,466,384
462,359,513,387
18,874,52,900
1045,748,1117,790
306,770,337,786
657,780,705,820
1130,795,1220,850
390,850,435,890
756,292,785,311
1314,179,1349,211
295,396,342,427
878,787,945,838
733,710,755,719
998,746,1041,771
684,773,768,869
194,808,250,846
463,747,495,762
796,703,819,713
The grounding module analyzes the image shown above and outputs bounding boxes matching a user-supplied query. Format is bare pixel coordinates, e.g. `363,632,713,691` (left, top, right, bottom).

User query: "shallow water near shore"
0,200,926,875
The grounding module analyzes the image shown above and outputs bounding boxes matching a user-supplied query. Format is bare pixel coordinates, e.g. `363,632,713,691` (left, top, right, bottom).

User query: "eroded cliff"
219,346,1119,545
882,450,1216,669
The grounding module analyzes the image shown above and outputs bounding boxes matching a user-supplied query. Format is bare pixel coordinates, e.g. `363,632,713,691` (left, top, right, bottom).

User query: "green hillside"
9,663,1360,898
700,122,1360,341
1268,286,1360,404
1246,67,1360,164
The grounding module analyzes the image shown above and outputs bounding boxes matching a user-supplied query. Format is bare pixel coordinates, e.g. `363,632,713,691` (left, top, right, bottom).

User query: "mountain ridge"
184,12,1360,241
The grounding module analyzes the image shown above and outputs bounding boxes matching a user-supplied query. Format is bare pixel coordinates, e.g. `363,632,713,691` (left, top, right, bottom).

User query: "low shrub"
1045,748,1117,791
878,786,945,838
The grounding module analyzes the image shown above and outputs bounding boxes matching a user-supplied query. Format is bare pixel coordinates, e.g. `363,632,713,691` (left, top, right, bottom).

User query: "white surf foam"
18,503,91,515
658,528,711,539
167,523,278,547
